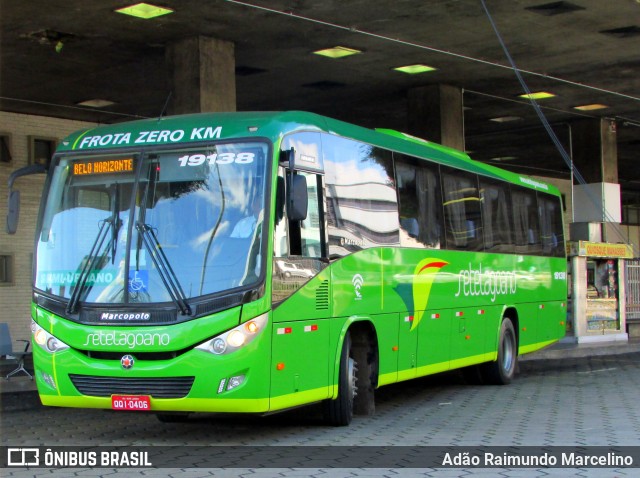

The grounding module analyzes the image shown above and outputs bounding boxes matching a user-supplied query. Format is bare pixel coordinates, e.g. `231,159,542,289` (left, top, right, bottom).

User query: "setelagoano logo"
83,330,170,349
454,262,518,303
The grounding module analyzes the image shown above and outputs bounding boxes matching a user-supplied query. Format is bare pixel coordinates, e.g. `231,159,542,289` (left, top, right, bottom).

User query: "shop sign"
568,241,634,259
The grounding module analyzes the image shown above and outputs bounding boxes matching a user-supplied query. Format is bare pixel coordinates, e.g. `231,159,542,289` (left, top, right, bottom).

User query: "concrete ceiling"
2,0,639,195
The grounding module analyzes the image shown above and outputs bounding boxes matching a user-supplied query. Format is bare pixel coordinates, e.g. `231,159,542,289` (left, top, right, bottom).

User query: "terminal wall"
0,112,96,340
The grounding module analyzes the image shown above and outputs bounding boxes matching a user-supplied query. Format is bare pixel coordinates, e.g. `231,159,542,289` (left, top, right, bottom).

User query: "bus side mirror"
288,174,308,222
5,164,47,234
6,190,20,235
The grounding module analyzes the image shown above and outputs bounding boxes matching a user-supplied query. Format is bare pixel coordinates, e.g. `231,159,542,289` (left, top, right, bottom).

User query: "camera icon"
7,448,40,466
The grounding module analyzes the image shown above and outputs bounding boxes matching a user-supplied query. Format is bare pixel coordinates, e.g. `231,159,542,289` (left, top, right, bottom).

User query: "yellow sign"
73,158,134,176
568,241,634,259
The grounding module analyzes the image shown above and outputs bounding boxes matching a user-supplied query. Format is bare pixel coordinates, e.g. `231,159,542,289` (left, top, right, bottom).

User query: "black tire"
482,318,517,385
323,332,356,426
352,335,375,416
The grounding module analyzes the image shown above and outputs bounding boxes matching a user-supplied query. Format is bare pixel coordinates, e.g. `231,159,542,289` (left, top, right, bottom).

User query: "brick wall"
0,112,96,342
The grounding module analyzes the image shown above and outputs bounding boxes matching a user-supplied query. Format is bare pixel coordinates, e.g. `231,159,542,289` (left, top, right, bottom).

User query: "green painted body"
32,111,567,413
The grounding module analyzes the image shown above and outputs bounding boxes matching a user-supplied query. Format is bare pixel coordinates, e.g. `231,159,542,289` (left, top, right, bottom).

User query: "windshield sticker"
38,270,117,287
128,270,148,293
75,126,222,149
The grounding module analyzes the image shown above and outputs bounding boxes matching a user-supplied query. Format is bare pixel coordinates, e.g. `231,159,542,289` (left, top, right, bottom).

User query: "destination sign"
72,158,134,176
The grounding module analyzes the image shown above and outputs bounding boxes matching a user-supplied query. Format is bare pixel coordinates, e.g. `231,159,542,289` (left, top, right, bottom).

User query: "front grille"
69,374,194,398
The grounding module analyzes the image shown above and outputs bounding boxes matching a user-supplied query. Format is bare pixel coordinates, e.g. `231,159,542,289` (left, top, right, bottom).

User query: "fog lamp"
227,375,245,391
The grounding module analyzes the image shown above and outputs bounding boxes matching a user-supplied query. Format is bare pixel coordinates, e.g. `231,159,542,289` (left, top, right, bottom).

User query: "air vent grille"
316,280,330,310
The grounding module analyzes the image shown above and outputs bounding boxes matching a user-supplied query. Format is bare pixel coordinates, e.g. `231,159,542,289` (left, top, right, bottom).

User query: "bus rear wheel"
482,317,517,385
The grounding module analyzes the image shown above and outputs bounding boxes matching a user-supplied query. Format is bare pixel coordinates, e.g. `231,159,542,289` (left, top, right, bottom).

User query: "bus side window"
286,171,322,258
441,168,483,251
274,172,288,257
323,134,399,259
395,155,442,249
512,186,541,255
480,178,514,253
272,171,326,305
272,130,327,305
298,173,323,258
538,193,565,257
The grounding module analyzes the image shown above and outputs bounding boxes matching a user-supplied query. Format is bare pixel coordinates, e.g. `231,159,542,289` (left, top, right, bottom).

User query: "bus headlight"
196,313,268,355
32,319,70,353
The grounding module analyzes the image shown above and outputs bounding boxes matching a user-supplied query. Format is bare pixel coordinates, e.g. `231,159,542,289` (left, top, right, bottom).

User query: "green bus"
10,111,567,425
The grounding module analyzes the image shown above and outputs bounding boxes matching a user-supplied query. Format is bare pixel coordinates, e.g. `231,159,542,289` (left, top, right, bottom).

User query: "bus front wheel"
324,332,356,426
482,318,517,385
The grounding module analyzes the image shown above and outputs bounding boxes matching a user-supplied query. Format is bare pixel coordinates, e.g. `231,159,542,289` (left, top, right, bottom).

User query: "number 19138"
177,152,255,166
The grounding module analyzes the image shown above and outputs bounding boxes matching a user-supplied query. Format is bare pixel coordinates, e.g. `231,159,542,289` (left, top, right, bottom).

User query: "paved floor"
2,341,640,477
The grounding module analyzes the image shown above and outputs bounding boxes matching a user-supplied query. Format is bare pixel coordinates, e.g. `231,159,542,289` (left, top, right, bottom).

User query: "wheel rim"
347,356,358,403
502,329,515,373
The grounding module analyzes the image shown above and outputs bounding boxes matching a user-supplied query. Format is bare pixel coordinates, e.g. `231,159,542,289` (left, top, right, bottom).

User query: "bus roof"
57,111,560,196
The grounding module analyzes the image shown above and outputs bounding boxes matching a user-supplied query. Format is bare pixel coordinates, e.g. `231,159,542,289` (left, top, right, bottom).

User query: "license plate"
111,395,151,411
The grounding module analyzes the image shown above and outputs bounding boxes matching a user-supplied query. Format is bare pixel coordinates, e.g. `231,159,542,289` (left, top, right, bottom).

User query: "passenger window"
396,155,442,249
538,194,565,257
480,178,514,253
512,187,541,255
323,134,399,259
441,168,483,251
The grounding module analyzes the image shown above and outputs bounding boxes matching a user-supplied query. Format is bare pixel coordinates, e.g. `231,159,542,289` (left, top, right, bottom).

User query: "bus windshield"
35,142,268,307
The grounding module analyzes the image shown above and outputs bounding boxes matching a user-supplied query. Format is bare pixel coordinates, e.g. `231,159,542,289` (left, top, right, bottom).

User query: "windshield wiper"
66,217,116,314
136,222,192,316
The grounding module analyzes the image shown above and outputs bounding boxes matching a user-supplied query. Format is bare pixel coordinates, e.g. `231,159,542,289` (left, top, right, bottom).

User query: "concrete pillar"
407,84,464,151
572,118,618,184
166,36,236,114
570,118,621,243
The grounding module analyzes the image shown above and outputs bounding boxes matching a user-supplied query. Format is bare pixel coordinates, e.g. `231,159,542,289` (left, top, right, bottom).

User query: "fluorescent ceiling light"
490,116,522,123
115,3,174,19
393,64,437,74
573,103,609,111
490,156,518,162
519,91,556,100
77,99,116,108
313,46,361,59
